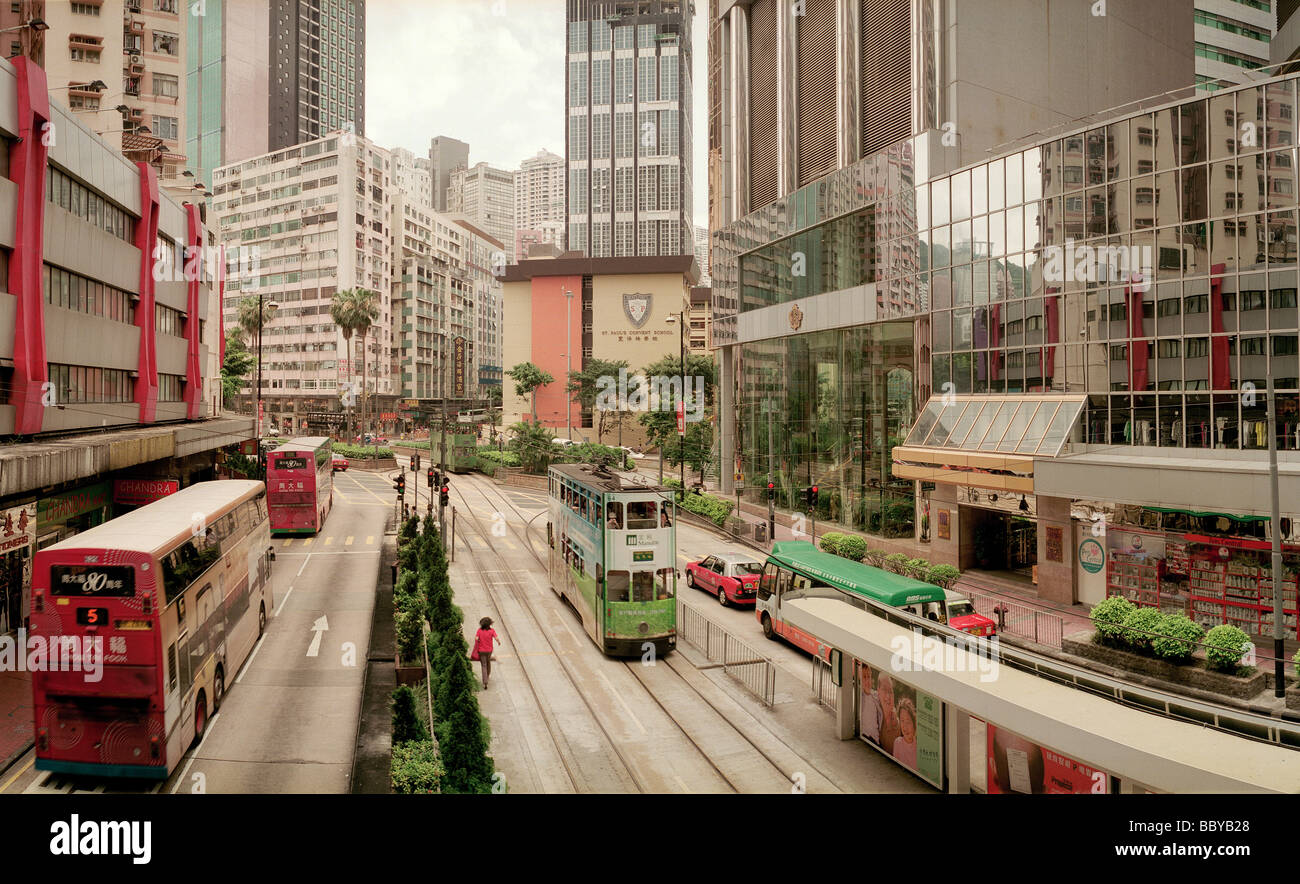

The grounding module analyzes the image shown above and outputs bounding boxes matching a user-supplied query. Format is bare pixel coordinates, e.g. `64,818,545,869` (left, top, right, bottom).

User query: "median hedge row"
334,443,394,458
1088,596,1252,672
664,483,734,528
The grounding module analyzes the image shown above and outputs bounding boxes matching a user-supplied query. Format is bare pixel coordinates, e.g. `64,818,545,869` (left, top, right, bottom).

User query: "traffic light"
395,474,405,496
766,481,775,502
412,453,420,472
804,485,819,509
427,467,435,487
439,485,449,507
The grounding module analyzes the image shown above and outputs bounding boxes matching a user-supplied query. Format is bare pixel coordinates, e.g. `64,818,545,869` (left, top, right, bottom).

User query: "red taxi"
331,455,349,472
685,553,764,607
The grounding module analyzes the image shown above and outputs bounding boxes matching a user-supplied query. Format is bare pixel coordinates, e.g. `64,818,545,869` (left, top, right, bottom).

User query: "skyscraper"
391,147,434,207
186,0,271,189
429,135,470,212
515,149,566,258
565,0,694,258
269,0,366,151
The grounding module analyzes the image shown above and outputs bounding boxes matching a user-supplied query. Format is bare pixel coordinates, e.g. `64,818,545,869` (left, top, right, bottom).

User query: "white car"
552,437,576,447
620,446,646,459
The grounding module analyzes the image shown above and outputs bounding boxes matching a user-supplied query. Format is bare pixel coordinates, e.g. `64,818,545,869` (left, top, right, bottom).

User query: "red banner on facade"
113,479,179,506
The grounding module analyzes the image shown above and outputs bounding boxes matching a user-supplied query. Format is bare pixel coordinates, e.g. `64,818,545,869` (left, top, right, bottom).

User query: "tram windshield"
632,571,655,602
606,502,623,529
607,571,630,602
626,501,657,529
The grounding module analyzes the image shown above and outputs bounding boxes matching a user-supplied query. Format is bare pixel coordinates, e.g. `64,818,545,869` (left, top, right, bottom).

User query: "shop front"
1102,504,1300,639
0,503,36,633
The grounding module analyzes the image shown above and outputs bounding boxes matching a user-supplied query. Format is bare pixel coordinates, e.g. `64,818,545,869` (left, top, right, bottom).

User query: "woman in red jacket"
472,617,502,689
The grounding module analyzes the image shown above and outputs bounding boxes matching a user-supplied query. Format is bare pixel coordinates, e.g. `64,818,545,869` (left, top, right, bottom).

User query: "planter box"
1062,630,1267,700
395,656,425,687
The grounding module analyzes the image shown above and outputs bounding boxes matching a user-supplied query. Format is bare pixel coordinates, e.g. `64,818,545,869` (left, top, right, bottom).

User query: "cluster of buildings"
703,0,1300,627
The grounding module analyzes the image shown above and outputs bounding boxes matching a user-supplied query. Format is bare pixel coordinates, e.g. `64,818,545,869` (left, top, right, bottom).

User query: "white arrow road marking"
306,615,329,657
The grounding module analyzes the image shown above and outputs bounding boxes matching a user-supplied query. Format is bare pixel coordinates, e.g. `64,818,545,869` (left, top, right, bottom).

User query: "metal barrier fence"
964,589,1065,650
678,602,776,706
811,654,838,712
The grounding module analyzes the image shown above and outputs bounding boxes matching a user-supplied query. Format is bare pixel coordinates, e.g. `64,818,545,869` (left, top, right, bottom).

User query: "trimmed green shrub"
677,489,734,528
838,535,868,561
864,548,887,567
391,740,443,793
884,552,910,573
819,533,844,556
396,607,425,664
391,685,429,744
394,571,421,615
1150,615,1205,663
437,689,496,794
477,448,521,467
1120,606,1167,653
1204,624,1252,673
907,558,931,579
927,564,961,587
1090,596,1137,643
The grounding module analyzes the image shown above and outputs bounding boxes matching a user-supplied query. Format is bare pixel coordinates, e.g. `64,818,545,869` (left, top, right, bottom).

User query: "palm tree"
331,288,381,442
236,295,278,412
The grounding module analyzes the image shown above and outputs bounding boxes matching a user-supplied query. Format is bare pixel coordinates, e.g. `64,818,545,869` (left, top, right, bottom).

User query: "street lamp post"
667,311,687,492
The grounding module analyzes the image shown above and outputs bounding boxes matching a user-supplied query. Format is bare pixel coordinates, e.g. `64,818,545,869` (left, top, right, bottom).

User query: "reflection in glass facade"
718,73,1300,536
737,322,916,537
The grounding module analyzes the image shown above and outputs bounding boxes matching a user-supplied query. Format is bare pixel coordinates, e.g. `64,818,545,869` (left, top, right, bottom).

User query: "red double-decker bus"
30,480,275,779
266,437,334,535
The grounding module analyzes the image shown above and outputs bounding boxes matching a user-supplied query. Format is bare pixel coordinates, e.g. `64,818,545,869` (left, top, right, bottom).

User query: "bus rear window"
626,501,656,529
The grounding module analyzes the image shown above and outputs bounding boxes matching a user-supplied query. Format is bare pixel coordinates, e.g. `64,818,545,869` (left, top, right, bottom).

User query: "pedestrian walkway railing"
678,601,776,706
964,589,1065,650
812,654,838,712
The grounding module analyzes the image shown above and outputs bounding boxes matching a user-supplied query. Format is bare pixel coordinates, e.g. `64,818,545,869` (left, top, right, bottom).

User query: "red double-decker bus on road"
30,480,275,779
266,437,333,535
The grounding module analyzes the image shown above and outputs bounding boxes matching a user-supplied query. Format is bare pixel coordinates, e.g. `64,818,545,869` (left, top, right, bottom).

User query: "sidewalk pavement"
0,668,32,776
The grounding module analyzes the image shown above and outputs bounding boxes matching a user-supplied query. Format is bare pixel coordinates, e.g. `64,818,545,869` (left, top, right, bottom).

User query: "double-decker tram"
267,436,333,535
547,465,677,656
30,481,276,779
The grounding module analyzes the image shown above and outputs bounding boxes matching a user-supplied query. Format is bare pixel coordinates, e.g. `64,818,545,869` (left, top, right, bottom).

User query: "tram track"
458,474,842,793
447,484,649,793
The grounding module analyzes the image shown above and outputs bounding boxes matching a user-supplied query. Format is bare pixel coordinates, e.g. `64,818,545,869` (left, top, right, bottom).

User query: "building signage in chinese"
0,504,36,555
453,336,467,398
114,479,180,507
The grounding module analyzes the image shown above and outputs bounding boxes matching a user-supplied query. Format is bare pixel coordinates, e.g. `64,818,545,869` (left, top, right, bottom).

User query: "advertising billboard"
856,660,943,788
986,723,1110,794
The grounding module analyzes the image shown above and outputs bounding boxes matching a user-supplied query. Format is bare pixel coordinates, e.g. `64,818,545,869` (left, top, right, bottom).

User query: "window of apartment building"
1185,337,1210,358
46,167,133,242
615,111,634,158
569,115,588,162
48,364,133,404
156,303,185,337
152,115,178,141
614,57,633,103
152,31,179,55
69,37,102,63
153,73,178,98
154,0,178,11
44,264,136,324
71,2,101,14
159,374,184,401
569,59,588,106
637,55,657,101
592,113,611,159
659,55,678,101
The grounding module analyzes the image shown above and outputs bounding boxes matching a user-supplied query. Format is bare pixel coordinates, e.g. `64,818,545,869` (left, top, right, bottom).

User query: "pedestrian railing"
811,654,838,712
678,601,776,706
964,589,1065,650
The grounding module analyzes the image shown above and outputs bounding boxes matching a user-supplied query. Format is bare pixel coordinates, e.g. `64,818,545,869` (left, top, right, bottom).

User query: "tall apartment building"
186,0,271,189
391,147,433,207
214,132,395,434
565,0,694,259
2,0,190,174
448,161,516,259
693,223,709,284
429,134,469,212
268,0,366,151
1195,0,1276,88
514,148,566,259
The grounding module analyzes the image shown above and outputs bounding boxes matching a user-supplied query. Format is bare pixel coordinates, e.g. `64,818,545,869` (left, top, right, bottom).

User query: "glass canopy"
903,395,1087,457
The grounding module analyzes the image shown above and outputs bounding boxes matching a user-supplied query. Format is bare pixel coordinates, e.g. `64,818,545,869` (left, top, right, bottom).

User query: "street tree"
566,357,629,444
506,362,554,423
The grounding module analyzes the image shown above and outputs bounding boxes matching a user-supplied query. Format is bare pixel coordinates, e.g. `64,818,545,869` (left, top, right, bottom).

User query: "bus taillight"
142,594,152,615
150,736,160,759
32,589,43,612
37,728,47,751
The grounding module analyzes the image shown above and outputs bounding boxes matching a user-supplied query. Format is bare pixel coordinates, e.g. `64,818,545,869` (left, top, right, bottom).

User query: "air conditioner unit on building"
129,54,141,63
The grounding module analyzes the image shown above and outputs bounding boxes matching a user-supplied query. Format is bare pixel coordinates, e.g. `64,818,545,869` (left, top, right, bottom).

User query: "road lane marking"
345,536,354,546
501,538,517,550
302,538,313,546
306,615,329,657
0,757,33,793
171,712,221,794
366,535,374,545
281,539,293,547
596,669,647,735
325,536,334,545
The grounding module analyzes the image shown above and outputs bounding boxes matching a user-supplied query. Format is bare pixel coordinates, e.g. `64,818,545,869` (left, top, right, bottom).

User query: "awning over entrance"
893,395,1087,493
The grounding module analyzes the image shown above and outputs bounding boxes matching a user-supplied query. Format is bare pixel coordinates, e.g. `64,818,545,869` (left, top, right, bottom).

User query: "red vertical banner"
134,162,161,423
8,58,51,434
1127,274,1149,392
183,203,204,419
1209,262,1230,390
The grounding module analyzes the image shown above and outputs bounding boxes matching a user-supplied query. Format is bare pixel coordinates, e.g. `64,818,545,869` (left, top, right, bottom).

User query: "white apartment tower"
392,147,434,207
1194,0,1276,88
514,148,566,258
565,0,694,258
214,132,394,432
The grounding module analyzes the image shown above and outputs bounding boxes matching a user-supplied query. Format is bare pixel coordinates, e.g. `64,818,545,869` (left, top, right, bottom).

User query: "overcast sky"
366,0,708,229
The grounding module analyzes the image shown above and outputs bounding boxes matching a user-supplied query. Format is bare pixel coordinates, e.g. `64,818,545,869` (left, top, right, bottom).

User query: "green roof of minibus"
768,541,945,606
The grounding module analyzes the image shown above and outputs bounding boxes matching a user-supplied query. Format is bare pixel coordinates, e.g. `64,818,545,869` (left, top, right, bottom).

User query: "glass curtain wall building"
717,72,1300,532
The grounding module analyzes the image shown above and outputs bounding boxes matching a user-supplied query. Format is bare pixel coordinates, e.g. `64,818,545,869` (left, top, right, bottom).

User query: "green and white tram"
547,464,677,656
